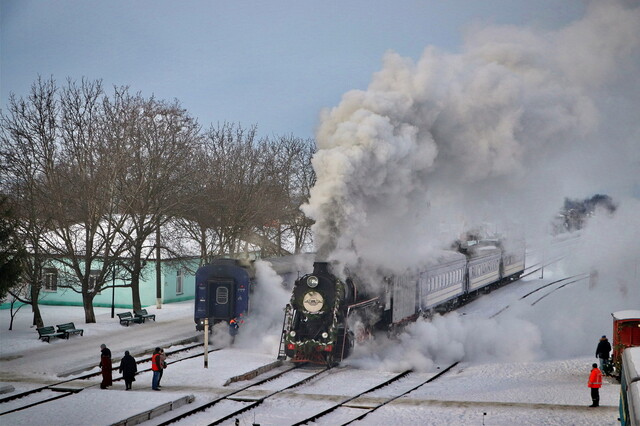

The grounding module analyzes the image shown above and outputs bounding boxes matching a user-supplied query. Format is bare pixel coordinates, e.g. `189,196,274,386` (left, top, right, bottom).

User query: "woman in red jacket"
587,363,602,407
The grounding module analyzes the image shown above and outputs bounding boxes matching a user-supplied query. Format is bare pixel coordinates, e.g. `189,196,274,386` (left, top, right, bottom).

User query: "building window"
43,268,58,292
176,269,184,295
88,270,101,294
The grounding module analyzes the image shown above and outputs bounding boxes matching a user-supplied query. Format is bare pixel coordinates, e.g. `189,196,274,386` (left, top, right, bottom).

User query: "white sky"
1,0,586,139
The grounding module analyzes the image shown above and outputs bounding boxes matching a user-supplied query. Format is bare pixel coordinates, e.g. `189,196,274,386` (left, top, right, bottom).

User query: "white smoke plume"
230,260,292,353
303,0,640,276
299,0,640,368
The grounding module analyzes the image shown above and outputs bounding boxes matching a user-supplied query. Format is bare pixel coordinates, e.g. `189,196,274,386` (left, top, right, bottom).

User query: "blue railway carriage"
194,259,253,331
418,251,467,312
501,244,526,280
466,246,502,292
619,346,640,426
384,274,419,326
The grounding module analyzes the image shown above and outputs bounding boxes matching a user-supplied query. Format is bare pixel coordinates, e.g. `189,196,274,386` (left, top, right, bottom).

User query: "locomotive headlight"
302,291,324,313
321,332,329,339
289,330,296,337
307,276,319,288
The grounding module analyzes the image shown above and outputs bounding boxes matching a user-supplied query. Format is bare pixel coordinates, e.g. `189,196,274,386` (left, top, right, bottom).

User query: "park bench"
134,309,156,323
117,312,143,326
56,322,84,338
37,326,66,342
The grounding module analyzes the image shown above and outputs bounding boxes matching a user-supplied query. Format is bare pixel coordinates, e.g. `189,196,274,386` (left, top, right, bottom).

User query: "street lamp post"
111,267,115,318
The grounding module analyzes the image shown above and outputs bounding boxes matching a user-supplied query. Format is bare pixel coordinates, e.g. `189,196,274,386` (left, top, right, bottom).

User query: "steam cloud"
303,0,640,275
299,0,640,367
220,260,292,353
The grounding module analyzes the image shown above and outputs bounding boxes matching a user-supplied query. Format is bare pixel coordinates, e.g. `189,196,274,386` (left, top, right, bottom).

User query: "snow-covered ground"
0,256,629,425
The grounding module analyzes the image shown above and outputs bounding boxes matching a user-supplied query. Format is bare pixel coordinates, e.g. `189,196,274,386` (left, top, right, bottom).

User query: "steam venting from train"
303,0,640,279
295,0,640,367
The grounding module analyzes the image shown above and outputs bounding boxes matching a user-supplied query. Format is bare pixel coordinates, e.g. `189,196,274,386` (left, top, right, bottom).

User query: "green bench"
117,312,143,326
56,322,84,338
134,309,156,323
37,326,66,342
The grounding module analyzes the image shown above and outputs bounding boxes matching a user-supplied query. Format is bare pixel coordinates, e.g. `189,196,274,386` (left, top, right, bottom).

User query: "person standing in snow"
228,314,244,344
229,317,239,344
151,347,164,390
595,335,611,372
157,348,167,388
99,344,112,389
587,363,602,407
118,350,137,390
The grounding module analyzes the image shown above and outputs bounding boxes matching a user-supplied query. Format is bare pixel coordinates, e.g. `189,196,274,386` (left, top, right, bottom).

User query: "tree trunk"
131,276,142,312
82,292,96,323
8,300,24,331
30,285,44,328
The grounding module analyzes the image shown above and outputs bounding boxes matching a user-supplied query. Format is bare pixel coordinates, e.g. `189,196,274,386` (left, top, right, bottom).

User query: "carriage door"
210,279,235,319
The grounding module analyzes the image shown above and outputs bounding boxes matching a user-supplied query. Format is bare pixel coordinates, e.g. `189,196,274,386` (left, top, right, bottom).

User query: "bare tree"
175,123,261,263
112,93,201,311
257,135,315,254
36,78,139,323
288,137,316,253
3,75,317,322
0,76,59,328
174,126,316,263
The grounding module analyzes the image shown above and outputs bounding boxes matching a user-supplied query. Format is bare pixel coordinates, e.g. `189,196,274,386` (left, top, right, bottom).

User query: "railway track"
150,363,328,425
216,362,459,425
489,272,590,318
0,341,217,416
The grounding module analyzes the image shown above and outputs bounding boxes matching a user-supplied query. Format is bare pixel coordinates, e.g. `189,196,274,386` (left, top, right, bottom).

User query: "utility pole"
156,220,162,309
204,318,209,368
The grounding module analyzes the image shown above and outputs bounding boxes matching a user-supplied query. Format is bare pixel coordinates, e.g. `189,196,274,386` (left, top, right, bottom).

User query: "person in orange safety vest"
151,347,163,390
587,363,602,407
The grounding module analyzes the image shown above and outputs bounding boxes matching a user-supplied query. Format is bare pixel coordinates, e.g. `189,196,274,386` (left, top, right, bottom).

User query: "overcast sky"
1,0,587,139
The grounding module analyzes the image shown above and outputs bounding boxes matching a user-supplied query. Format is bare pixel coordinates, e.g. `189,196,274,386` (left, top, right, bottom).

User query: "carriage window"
216,287,229,304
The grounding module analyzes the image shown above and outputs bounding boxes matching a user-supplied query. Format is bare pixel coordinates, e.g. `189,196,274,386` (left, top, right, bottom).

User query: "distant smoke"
303,0,640,275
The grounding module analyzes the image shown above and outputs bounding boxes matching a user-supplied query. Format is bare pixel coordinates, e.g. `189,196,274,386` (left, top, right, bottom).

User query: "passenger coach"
194,259,254,331
619,346,640,426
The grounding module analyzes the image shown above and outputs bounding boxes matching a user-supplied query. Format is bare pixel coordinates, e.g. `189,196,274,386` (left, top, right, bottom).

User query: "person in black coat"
595,335,612,372
118,351,137,390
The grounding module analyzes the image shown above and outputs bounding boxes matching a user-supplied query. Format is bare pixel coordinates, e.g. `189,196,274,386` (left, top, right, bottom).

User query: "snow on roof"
612,310,640,321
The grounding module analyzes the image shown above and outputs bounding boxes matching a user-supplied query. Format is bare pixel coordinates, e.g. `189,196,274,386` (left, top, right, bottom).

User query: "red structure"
611,310,640,371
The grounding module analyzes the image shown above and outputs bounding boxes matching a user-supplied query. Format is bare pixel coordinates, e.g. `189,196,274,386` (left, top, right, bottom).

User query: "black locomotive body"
282,262,381,365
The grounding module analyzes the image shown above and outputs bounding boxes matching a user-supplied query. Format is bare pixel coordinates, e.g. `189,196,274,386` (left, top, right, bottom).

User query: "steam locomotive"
279,239,525,365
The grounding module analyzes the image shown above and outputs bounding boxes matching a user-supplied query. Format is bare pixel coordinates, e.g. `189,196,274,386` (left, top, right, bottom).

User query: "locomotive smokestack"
313,262,330,275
